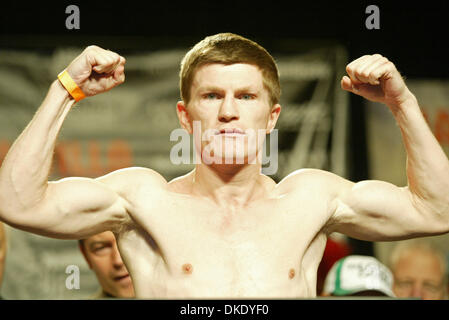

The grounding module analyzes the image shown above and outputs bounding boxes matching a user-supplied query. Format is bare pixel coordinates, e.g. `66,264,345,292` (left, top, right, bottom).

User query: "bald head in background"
390,240,448,300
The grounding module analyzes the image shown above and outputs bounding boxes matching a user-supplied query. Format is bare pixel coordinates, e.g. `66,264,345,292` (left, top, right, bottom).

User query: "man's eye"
93,245,111,253
204,93,218,99
423,283,442,293
240,94,255,100
396,280,413,288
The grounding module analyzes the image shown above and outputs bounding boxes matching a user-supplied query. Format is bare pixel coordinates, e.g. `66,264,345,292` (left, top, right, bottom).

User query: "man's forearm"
391,95,449,214
0,80,75,218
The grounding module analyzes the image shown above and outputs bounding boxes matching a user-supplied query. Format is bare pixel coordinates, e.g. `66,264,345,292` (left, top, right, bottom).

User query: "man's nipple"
182,263,193,274
288,268,295,279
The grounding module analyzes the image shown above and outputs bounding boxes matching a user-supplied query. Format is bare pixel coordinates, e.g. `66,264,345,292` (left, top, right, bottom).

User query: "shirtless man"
0,33,448,298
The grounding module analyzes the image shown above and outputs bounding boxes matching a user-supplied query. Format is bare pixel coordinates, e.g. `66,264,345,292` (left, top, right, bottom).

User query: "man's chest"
121,191,329,279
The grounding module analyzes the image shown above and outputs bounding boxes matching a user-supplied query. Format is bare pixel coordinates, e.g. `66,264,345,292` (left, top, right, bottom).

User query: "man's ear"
79,242,93,269
176,101,193,134
267,104,281,133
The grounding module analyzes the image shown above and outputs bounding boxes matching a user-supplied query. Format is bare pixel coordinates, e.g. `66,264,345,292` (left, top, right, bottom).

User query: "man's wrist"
388,91,418,114
49,79,77,109
57,69,86,102
390,94,422,122
52,79,72,98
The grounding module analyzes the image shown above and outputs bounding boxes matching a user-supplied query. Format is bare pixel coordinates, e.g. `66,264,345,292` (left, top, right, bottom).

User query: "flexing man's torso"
114,169,334,298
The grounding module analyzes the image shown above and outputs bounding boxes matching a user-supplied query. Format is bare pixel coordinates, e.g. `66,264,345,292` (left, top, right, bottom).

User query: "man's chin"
117,289,135,298
202,150,261,165
205,156,249,165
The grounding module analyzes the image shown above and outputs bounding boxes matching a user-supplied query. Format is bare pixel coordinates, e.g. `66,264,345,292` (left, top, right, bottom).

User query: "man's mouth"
217,128,245,135
114,274,130,281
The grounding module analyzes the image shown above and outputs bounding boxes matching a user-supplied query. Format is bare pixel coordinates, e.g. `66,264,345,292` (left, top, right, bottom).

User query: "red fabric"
316,238,352,295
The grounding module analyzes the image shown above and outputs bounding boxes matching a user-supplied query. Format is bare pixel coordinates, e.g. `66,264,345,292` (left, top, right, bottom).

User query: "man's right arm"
0,46,131,239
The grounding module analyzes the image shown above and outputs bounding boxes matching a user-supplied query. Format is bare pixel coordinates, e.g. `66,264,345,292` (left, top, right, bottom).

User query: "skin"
392,248,446,300
79,231,134,298
0,45,448,298
177,63,279,169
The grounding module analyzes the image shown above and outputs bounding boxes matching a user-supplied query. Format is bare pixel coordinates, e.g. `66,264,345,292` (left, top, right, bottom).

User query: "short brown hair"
180,33,281,106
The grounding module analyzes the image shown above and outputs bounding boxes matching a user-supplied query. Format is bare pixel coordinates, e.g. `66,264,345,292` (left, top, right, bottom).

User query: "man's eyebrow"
197,86,259,93
197,86,225,93
234,87,259,94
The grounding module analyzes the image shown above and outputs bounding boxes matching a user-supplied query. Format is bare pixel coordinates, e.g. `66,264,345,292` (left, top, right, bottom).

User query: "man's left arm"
327,54,449,241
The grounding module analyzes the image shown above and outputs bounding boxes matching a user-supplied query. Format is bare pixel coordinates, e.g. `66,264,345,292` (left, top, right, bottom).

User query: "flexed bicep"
5,171,131,240
327,176,447,241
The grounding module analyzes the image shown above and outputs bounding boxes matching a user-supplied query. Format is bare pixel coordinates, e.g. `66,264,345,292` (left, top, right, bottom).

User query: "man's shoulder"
100,166,166,181
276,168,344,194
96,166,168,193
278,167,336,184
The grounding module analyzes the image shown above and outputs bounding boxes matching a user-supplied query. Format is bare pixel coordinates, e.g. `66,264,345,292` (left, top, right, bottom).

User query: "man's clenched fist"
341,54,415,107
64,45,126,97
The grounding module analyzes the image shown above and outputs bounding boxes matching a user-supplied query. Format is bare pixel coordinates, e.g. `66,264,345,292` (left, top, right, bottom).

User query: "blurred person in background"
316,234,352,295
390,240,447,300
0,222,6,299
321,255,395,298
79,231,134,299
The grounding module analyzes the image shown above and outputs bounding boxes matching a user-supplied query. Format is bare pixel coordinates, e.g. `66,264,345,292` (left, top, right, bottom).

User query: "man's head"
390,240,447,300
177,33,281,165
79,231,134,298
180,33,280,107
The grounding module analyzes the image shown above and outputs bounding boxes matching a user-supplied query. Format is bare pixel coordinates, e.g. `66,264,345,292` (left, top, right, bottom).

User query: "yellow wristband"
57,69,86,102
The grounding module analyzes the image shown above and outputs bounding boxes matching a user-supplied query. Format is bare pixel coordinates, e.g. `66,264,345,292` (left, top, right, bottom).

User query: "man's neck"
190,163,274,208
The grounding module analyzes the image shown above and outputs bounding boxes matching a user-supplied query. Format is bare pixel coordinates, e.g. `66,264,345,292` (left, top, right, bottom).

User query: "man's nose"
411,283,424,299
218,95,239,122
111,246,124,268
